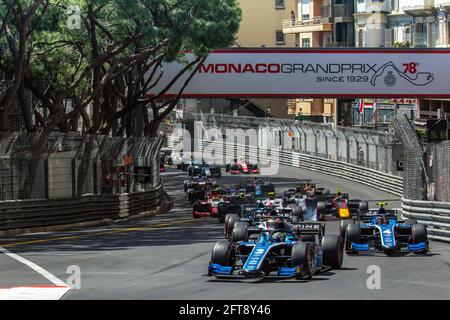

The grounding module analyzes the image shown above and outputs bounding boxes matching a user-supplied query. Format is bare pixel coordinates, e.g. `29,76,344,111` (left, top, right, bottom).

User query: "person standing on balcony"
291,11,296,26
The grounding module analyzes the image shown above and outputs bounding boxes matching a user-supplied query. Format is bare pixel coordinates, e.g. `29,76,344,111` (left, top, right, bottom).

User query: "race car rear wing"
291,222,325,237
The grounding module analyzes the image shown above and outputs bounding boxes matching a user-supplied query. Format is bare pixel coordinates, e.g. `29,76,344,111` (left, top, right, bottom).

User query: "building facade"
282,0,355,124
354,0,450,123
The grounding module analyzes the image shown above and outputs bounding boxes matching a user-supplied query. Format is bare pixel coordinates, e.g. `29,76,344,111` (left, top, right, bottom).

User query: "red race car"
192,200,217,218
226,160,259,174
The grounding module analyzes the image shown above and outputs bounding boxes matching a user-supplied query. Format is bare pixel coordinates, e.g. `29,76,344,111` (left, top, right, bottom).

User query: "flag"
358,99,364,114
372,98,378,122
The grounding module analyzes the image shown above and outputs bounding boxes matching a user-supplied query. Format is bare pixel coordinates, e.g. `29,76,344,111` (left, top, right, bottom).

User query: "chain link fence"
182,113,401,177
0,132,164,201
392,114,450,202
428,141,450,202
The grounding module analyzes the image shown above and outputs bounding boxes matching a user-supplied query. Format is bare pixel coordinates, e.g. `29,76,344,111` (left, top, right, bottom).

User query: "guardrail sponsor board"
147,48,450,98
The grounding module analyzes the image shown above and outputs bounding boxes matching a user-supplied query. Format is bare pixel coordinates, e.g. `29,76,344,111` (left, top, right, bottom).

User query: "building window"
302,38,311,47
276,31,285,45
275,0,285,9
302,14,310,21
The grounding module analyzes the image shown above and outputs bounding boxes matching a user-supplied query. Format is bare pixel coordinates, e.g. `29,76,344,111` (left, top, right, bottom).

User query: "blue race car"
345,203,428,255
208,220,343,279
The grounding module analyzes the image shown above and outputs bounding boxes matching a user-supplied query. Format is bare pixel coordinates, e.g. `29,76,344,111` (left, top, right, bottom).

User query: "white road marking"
0,286,71,300
0,246,68,287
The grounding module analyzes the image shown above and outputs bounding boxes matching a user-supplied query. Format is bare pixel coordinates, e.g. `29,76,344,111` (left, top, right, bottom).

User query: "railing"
194,139,403,196
0,186,172,236
321,4,353,18
402,198,450,243
282,17,322,28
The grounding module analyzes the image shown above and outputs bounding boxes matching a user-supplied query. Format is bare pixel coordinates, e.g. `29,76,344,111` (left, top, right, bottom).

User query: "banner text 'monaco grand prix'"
146,48,450,99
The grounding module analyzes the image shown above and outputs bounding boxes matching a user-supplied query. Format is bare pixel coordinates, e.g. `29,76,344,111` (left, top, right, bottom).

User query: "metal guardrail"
0,186,170,236
402,198,450,243
194,139,403,196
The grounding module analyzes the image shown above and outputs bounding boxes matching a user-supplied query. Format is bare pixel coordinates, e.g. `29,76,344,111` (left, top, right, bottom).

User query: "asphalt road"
0,165,449,299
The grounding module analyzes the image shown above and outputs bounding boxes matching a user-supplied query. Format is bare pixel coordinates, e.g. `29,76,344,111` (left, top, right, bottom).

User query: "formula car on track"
225,160,259,175
208,220,343,279
344,203,428,255
316,190,368,221
223,204,304,240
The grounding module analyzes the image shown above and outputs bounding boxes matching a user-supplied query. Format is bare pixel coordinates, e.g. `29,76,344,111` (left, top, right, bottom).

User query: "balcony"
403,0,436,16
282,17,333,34
412,32,428,47
320,4,354,23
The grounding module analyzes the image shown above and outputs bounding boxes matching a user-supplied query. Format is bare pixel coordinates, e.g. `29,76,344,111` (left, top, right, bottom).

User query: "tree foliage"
0,0,241,136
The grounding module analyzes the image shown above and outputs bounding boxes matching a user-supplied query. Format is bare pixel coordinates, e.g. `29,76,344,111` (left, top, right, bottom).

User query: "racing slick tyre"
292,206,304,223
346,224,361,242
316,201,326,220
358,201,369,215
346,224,361,253
192,201,202,219
322,235,344,269
232,222,248,242
291,242,316,279
225,164,231,172
211,240,234,266
339,219,353,239
217,203,228,223
411,223,428,254
225,214,240,239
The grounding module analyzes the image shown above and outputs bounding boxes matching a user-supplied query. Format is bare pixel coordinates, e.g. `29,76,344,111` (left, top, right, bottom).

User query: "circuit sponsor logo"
198,61,435,87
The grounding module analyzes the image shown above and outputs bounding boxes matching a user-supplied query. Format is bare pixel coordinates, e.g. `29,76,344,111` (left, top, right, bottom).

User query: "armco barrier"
196,139,403,196
402,198,450,243
0,185,171,236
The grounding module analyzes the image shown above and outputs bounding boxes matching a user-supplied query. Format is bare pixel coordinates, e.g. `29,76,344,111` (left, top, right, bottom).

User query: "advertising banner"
147,48,450,98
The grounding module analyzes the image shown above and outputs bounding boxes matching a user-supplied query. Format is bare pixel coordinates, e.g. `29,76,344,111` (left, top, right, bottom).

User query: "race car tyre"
317,201,327,221
339,219,353,239
348,200,361,209
211,240,233,266
225,214,240,239
217,203,228,223
412,223,427,244
358,201,369,215
232,222,248,242
317,201,326,214
346,224,361,243
292,206,304,223
225,164,231,172
322,235,344,269
291,242,316,279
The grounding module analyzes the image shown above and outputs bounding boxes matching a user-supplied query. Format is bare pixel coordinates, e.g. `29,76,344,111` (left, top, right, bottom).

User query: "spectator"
291,11,296,26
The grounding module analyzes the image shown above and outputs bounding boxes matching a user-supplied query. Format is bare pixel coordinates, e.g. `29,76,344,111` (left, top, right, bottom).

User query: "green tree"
0,0,241,136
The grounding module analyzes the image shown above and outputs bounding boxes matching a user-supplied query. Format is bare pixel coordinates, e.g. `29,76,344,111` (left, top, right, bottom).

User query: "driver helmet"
376,215,387,225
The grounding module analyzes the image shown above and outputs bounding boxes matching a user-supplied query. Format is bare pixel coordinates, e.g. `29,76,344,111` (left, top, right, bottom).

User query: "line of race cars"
177,160,429,280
